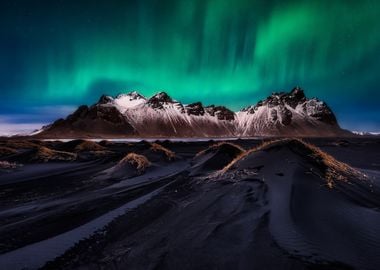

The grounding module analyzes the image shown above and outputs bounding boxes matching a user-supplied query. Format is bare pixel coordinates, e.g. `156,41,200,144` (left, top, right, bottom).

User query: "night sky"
0,0,379,134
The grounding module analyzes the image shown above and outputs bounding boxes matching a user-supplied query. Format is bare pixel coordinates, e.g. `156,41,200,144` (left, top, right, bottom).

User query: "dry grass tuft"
0,146,18,156
219,140,275,174
220,138,366,188
119,153,151,173
150,143,176,160
296,139,366,188
32,146,77,162
0,140,39,149
195,142,245,158
74,141,106,152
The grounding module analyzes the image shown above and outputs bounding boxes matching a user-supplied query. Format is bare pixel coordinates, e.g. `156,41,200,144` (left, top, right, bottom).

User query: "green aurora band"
0,0,379,129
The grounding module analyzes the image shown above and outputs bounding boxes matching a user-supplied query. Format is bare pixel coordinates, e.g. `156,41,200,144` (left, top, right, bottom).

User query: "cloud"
0,105,76,123
0,105,76,136
0,121,45,136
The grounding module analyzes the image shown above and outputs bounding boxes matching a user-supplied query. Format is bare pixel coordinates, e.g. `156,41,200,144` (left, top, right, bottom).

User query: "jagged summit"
150,91,173,102
116,91,146,100
244,87,306,111
34,87,350,138
185,102,205,116
146,92,176,110
236,87,340,136
109,91,146,111
205,105,235,120
98,95,114,104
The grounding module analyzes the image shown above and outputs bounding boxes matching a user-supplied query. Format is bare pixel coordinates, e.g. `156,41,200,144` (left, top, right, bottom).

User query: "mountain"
236,87,344,136
36,103,137,138
35,87,350,138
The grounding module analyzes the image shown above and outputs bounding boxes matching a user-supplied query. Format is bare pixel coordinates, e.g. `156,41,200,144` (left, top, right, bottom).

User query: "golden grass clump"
0,146,18,156
297,139,366,188
150,143,175,160
220,138,366,188
195,142,245,158
1,140,39,149
220,140,275,174
32,146,77,162
74,141,106,152
120,153,151,173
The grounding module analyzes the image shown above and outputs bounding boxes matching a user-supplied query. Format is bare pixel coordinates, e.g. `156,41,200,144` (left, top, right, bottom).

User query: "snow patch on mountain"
34,87,349,138
352,131,380,136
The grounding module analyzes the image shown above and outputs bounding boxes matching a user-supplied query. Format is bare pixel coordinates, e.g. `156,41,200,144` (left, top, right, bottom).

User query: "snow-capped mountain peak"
116,91,146,100
185,102,205,116
147,92,178,110
148,91,173,102
35,87,349,138
236,87,341,136
112,91,147,111
205,105,235,120
98,94,114,104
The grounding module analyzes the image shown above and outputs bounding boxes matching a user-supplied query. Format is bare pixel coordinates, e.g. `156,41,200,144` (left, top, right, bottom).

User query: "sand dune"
104,153,152,179
221,139,379,269
191,142,245,175
0,138,379,270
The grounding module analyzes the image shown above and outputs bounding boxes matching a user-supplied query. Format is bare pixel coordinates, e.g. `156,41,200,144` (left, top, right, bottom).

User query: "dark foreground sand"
0,137,379,270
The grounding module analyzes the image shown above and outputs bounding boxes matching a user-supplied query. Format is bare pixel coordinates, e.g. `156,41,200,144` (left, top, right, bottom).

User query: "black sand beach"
0,137,379,270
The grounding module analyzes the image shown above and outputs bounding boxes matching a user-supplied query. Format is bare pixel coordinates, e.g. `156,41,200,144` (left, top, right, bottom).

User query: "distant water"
42,137,262,142
352,131,380,136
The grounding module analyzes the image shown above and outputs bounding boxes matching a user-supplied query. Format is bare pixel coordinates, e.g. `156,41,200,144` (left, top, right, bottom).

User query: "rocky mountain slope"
35,87,349,138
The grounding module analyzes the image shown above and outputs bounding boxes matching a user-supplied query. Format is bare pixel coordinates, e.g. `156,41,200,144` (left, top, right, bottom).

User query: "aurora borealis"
0,0,379,132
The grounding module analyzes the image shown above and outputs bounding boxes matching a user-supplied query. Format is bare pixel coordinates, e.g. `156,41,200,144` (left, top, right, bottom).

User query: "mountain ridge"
34,87,351,138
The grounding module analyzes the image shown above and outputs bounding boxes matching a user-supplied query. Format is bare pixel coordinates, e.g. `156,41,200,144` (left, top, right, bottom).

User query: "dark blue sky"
0,0,379,134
